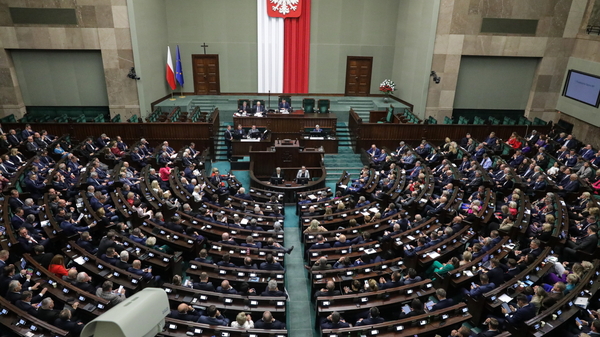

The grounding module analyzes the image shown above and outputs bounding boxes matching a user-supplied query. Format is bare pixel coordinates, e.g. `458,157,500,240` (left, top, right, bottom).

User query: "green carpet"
284,204,318,337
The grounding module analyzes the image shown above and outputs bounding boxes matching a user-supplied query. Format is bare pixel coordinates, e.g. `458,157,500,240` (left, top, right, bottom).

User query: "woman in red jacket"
48,254,73,278
109,141,124,157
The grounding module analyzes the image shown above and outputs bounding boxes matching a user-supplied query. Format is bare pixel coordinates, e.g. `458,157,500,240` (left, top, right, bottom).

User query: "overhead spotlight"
430,71,441,84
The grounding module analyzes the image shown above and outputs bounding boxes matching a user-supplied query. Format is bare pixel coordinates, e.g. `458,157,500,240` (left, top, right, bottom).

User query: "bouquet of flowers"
379,79,395,95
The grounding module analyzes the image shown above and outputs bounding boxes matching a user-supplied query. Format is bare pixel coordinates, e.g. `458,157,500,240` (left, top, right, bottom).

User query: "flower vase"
383,93,390,103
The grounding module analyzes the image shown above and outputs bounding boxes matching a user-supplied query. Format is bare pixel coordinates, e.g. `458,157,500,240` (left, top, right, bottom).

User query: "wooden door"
345,56,373,96
192,54,220,95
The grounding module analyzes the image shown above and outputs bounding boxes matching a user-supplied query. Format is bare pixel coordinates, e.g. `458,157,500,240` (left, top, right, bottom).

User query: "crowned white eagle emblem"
270,0,299,15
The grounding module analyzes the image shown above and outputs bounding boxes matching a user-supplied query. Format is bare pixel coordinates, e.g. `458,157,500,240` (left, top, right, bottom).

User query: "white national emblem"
270,0,299,15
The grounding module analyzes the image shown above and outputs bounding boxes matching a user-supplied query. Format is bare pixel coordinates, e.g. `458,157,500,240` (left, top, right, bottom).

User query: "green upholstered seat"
237,99,251,107
302,98,315,113
317,99,330,113
444,116,453,124
278,95,292,106
252,99,265,107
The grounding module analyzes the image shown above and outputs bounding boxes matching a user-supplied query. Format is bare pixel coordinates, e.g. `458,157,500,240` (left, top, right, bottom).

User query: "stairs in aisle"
214,124,229,162
336,99,376,121
189,98,231,114
324,123,363,182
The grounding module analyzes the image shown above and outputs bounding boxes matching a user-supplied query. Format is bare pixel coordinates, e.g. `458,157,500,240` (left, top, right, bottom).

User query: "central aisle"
283,204,318,337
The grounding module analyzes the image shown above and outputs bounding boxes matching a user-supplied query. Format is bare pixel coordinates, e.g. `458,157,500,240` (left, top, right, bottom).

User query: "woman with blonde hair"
303,219,327,233
365,279,379,292
335,202,346,213
324,206,333,216
530,286,547,313
460,251,472,266
231,312,254,328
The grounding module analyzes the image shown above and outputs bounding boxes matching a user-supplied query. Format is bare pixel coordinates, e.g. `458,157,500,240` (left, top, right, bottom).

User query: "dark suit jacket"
193,281,215,291
431,298,454,312
254,319,286,329
487,266,505,287
168,309,201,321
37,308,60,323
15,300,38,316
574,234,598,253
356,316,385,326
506,303,536,325
259,262,284,270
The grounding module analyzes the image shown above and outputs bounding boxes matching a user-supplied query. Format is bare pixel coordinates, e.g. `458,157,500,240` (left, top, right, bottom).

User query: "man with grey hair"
37,297,60,323
261,279,286,297
73,272,95,294
268,221,283,232
116,251,131,270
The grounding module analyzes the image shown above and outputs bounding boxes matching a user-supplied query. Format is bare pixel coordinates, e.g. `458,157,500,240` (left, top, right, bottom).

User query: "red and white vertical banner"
257,0,284,93
283,0,310,93
260,0,311,94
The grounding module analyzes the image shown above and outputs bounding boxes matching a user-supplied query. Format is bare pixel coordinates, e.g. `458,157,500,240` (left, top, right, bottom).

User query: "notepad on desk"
73,256,86,265
428,252,440,259
498,294,513,303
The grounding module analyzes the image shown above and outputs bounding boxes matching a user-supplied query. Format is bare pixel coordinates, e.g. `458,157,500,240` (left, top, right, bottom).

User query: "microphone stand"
268,90,271,111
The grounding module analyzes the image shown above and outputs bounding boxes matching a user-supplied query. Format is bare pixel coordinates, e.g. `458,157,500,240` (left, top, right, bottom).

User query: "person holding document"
253,101,266,114
279,99,291,112
238,101,251,114
247,125,261,139
270,167,284,185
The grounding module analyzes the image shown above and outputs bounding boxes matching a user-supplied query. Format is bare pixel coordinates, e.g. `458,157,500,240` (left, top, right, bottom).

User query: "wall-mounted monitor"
562,69,600,107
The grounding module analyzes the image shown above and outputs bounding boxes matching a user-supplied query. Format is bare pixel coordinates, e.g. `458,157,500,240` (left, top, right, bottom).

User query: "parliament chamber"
0,101,598,337
3,0,600,336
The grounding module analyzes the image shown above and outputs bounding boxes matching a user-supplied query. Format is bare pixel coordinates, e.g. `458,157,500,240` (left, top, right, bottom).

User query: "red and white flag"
166,46,176,90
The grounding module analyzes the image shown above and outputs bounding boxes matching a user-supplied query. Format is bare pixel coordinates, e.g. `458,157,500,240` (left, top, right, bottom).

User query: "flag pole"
169,91,175,101
180,85,185,98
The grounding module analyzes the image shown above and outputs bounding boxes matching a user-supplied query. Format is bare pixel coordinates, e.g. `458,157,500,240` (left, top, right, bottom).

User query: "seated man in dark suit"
238,101,251,114
216,253,236,268
72,272,96,294
247,125,262,138
254,310,286,329
430,288,454,312
37,298,60,324
308,235,331,250
278,99,291,111
320,311,351,329
234,187,253,201
355,307,385,326
497,294,536,327
17,227,49,253
168,303,202,321
464,273,495,298
563,225,599,261
54,309,84,335
216,280,238,294
252,101,266,114
259,253,284,271
261,279,287,297
15,291,39,316
193,272,215,291
313,280,339,298
197,305,230,326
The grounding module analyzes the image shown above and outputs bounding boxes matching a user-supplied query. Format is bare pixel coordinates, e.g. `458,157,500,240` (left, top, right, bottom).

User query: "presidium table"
248,139,326,203
232,111,339,154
